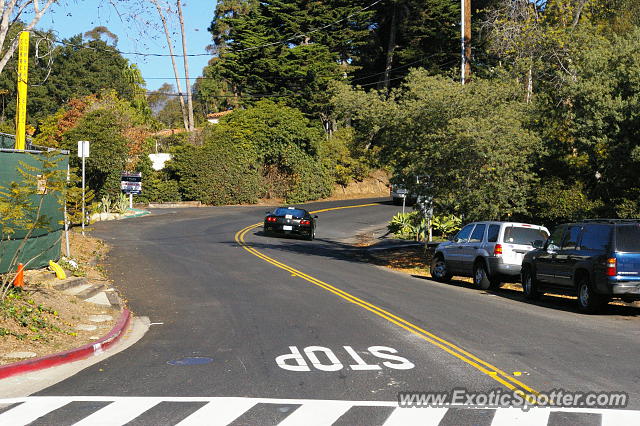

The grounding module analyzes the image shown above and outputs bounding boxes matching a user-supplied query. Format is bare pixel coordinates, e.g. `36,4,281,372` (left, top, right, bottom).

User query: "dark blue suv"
521,220,640,313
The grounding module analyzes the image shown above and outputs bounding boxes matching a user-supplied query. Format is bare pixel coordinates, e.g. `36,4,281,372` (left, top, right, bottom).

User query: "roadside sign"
121,172,142,194
77,140,90,158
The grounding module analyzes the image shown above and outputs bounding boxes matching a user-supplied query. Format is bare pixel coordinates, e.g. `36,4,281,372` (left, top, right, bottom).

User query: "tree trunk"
525,66,533,103
382,4,398,91
150,0,189,131
177,0,195,132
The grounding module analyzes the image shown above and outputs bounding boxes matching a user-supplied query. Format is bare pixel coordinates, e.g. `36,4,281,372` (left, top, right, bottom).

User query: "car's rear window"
273,208,307,218
503,226,549,245
616,224,640,252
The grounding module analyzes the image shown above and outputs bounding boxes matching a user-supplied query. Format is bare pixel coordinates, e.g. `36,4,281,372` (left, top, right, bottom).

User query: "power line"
145,91,291,99
225,0,384,53
36,0,384,58
349,53,449,83
355,59,459,89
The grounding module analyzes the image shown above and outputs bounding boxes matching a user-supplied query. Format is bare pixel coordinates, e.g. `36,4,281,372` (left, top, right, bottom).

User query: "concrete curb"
0,309,132,380
124,208,150,219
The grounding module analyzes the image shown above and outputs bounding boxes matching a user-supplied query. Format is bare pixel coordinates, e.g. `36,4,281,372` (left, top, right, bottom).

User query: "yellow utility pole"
15,31,29,150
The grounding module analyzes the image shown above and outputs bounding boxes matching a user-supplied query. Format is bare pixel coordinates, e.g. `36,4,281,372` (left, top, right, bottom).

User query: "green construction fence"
0,149,69,274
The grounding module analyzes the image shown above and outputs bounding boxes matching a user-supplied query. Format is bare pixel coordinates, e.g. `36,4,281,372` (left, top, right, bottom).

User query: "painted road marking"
73,398,160,426
276,400,351,426
383,406,448,425
275,346,413,372
175,398,257,426
235,203,541,403
0,398,69,425
0,397,638,425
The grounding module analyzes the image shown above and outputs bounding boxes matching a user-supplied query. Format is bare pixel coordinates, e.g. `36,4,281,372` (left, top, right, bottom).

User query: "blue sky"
33,1,217,91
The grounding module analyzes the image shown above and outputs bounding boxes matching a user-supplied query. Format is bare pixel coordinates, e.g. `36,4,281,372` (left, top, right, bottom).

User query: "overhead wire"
35,0,384,58
25,0,456,100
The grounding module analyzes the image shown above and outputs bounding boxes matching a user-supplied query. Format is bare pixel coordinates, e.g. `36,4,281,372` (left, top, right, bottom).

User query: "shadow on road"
411,275,640,317
244,230,640,317
241,230,372,265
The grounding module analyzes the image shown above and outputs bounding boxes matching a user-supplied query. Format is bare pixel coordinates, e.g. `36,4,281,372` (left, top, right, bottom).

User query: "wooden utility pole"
461,0,471,84
177,0,195,132
383,4,398,91
151,0,189,132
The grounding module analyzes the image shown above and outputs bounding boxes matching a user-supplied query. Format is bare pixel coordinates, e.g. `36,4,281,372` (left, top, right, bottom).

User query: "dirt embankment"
327,170,390,200
0,231,120,365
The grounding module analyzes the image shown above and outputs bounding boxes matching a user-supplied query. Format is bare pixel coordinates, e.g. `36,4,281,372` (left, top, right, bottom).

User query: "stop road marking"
275,346,415,372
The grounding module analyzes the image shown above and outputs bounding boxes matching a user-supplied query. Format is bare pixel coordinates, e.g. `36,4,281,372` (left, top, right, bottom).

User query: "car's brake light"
607,258,617,277
300,219,311,225
494,244,503,255
267,216,277,223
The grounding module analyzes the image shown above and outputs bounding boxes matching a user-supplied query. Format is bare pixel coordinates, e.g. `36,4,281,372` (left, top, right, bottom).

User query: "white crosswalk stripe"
276,400,352,426
73,398,161,426
175,398,259,426
0,396,638,425
383,406,448,425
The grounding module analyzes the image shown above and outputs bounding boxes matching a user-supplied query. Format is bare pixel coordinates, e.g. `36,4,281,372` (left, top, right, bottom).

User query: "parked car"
390,184,417,206
430,221,550,289
521,219,640,313
264,207,317,240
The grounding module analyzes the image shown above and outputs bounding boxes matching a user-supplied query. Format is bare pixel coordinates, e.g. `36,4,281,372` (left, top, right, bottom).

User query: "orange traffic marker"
13,263,24,288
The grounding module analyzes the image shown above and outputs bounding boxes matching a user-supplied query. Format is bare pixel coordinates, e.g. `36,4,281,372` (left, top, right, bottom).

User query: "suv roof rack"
582,218,640,223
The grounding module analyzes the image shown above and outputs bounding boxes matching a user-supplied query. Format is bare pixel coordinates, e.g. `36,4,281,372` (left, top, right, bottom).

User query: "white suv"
430,221,549,289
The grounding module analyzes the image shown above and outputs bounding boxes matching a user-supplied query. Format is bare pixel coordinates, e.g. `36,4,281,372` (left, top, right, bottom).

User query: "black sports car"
264,207,317,240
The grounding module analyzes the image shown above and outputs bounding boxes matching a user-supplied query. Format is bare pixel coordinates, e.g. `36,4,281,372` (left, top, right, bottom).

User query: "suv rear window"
503,226,549,246
616,224,640,252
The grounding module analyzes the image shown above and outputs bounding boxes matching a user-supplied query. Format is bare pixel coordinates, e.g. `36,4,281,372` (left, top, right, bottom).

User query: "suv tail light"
607,258,617,277
493,244,503,256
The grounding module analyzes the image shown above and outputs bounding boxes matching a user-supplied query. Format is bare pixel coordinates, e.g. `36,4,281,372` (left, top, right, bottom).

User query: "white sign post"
64,164,71,256
78,141,90,235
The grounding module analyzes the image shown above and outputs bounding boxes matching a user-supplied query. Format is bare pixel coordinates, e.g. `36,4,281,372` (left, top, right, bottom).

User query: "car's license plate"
283,225,293,231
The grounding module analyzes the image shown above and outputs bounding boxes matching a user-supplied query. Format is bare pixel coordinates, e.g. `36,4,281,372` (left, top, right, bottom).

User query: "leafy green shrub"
388,211,427,240
531,178,602,225
320,128,370,186
277,144,334,203
128,154,181,204
98,193,128,214
111,193,129,214
62,109,129,199
143,177,181,203
99,195,112,213
173,100,334,205
431,214,462,238
173,127,261,205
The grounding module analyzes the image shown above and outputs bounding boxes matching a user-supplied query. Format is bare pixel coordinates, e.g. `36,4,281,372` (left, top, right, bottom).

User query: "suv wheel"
577,276,607,314
430,256,452,283
522,267,541,300
473,261,496,290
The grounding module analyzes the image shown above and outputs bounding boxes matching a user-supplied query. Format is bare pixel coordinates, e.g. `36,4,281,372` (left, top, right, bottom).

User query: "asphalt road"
2,198,640,425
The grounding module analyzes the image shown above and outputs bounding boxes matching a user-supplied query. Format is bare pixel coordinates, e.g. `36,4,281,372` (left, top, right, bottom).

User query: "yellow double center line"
235,203,540,403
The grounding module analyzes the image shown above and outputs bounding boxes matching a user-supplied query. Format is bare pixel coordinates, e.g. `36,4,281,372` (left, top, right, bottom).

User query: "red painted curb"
0,309,132,380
